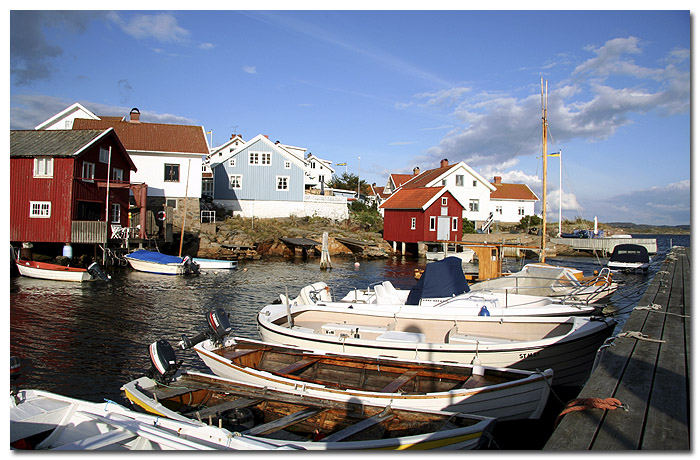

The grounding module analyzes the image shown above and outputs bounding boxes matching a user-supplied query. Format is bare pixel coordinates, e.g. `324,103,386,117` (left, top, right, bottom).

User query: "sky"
7,6,693,226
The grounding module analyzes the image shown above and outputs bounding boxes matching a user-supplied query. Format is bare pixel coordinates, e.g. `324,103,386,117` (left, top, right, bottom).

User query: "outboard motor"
183,256,200,275
179,308,232,350
87,262,111,281
148,339,181,384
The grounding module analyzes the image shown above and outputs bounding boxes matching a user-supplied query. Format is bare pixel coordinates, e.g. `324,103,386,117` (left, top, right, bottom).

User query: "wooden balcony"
71,220,107,244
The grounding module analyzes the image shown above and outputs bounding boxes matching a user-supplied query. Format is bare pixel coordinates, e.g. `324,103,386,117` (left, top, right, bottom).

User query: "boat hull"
194,337,552,420
192,258,237,269
125,257,186,275
15,261,91,282
257,304,615,388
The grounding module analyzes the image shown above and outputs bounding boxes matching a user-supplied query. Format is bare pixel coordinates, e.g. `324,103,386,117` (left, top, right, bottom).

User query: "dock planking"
544,246,689,450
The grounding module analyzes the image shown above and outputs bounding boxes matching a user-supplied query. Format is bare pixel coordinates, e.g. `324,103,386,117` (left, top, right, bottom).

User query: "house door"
437,216,451,240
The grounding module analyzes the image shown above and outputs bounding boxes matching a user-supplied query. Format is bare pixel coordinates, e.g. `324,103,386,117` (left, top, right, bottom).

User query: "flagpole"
103,146,112,265
558,150,562,237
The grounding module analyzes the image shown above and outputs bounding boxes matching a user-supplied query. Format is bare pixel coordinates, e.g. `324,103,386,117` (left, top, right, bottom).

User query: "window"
284,160,291,169
441,197,448,206
64,120,71,129
230,175,242,189
411,217,416,230
112,168,123,182
202,178,214,196
33,157,53,178
455,175,464,186
30,201,51,218
441,179,447,186
99,147,110,164
261,153,271,165
82,161,95,182
111,203,121,223
429,216,436,231
518,207,525,216
452,217,458,231
228,157,237,167
473,180,477,187
249,152,260,165
166,199,177,209
496,206,503,215
310,161,316,169
276,176,289,191
469,199,479,212
164,164,180,182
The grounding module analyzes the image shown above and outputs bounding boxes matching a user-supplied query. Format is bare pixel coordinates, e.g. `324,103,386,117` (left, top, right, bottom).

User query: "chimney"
413,166,420,175
263,134,269,139
440,158,449,168
494,176,502,185
230,134,236,140
129,108,141,123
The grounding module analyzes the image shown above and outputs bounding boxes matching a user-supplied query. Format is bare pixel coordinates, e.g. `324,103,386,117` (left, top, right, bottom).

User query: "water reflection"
9,234,686,403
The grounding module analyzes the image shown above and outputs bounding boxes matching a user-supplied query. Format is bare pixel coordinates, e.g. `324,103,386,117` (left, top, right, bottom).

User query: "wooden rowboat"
192,336,553,421
124,250,198,275
14,259,109,282
122,371,496,450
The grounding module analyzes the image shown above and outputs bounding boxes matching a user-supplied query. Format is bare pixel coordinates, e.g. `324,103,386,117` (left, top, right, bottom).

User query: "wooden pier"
544,246,689,450
550,236,658,255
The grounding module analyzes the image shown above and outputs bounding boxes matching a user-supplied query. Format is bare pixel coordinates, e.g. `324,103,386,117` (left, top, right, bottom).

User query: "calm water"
10,234,688,406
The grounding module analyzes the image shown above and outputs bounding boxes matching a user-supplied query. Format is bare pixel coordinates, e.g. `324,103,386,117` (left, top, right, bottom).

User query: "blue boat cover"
127,250,183,264
406,256,469,305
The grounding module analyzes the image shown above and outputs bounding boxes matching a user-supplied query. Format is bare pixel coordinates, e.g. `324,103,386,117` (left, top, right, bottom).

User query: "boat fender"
157,211,166,221
472,364,485,376
478,306,490,316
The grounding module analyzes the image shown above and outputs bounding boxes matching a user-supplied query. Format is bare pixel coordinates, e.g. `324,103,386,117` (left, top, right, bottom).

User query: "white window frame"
229,157,237,167
112,167,123,182
261,152,271,165
202,178,214,195
82,161,95,182
410,217,416,230
29,201,51,218
33,157,53,178
473,180,477,187
452,217,458,231
469,199,479,212
230,174,242,189
441,197,448,206
429,216,436,231
249,152,261,165
164,163,180,182
284,160,291,169
276,175,290,191
518,207,525,216
455,175,464,186
111,203,121,223
99,147,109,164
496,206,503,215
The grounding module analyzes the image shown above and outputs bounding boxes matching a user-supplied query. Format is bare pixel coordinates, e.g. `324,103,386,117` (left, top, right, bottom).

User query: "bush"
462,218,476,234
350,201,383,232
518,215,542,231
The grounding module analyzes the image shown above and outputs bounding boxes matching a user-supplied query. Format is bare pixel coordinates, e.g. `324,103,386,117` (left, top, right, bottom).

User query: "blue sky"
8,8,692,225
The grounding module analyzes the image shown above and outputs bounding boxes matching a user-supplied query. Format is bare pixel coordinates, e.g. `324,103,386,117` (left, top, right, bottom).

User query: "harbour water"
9,234,688,417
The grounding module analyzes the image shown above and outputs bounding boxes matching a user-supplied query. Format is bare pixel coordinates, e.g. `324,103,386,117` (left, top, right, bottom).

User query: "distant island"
605,222,690,235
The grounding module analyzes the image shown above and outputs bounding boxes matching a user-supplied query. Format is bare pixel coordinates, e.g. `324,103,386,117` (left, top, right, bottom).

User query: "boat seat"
459,374,490,390
379,370,418,393
375,331,426,343
291,325,316,334
321,323,387,337
275,357,321,375
374,284,403,305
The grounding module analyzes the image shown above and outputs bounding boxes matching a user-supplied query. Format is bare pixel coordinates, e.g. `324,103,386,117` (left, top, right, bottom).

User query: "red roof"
379,187,448,210
390,173,414,188
490,182,539,201
401,165,452,189
73,117,208,154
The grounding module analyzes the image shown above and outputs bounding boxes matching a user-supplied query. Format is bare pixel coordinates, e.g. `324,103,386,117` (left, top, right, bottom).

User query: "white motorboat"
124,250,199,275
607,244,650,272
257,302,615,388
469,263,618,304
192,258,238,269
191,335,552,421
10,389,291,450
285,257,600,317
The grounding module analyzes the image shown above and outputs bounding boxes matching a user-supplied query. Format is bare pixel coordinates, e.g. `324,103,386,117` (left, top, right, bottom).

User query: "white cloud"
389,141,416,146
199,42,215,50
108,12,190,43
243,66,257,74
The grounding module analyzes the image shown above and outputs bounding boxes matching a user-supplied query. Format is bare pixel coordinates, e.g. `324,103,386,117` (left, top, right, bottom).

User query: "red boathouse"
10,129,136,256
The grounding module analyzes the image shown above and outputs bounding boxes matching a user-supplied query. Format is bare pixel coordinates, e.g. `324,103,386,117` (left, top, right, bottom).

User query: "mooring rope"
615,331,666,343
555,397,628,427
634,304,689,318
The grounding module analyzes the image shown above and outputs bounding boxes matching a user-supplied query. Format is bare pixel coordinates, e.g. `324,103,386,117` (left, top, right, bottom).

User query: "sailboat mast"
540,78,548,263
558,150,562,237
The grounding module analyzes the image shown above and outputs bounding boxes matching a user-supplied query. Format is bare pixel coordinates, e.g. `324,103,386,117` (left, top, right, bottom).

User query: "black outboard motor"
183,256,200,275
87,262,111,281
148,339,182,384
179,309,232,350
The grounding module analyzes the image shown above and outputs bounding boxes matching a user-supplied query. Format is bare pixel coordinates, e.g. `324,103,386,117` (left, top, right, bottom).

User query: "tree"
327,172,371,195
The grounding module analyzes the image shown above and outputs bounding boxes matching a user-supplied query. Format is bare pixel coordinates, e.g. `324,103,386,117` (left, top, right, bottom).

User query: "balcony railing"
71,221,107,244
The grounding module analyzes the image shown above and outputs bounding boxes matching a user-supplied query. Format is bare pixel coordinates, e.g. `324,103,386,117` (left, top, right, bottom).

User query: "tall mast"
540,78,548,263
558,149,562,237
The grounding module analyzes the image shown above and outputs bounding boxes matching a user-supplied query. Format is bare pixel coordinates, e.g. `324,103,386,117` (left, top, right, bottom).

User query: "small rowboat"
192,336,553,420
124,250,199,275
10,389,290,450
192,258,238,270
121,371,496,450
14,260,109,282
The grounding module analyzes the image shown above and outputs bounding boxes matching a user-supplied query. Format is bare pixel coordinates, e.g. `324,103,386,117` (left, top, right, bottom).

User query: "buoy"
354,262,360,268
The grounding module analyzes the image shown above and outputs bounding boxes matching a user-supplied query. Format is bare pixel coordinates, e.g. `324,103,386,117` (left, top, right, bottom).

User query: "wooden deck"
544,246,689,450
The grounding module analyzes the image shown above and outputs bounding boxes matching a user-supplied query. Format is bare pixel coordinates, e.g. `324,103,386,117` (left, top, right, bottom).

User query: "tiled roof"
73,117,208,154
390,173,414,187
10,129,109,157
400,165,451,189
379,187,446,210
490,182,539,201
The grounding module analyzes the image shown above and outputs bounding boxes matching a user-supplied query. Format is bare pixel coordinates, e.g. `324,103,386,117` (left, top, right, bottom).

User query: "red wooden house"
379,187,465,252
10,129,136,252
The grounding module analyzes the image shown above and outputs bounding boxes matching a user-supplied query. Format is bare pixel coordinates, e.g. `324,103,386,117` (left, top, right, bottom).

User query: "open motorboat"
425,243,475,264
284,257,601,317
10,388,291,450
125,250,199,275
607,244,650,272
468,263,618,304
122,369,496,450
14,259,110,282
257,300,615,388
192,258,238,270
